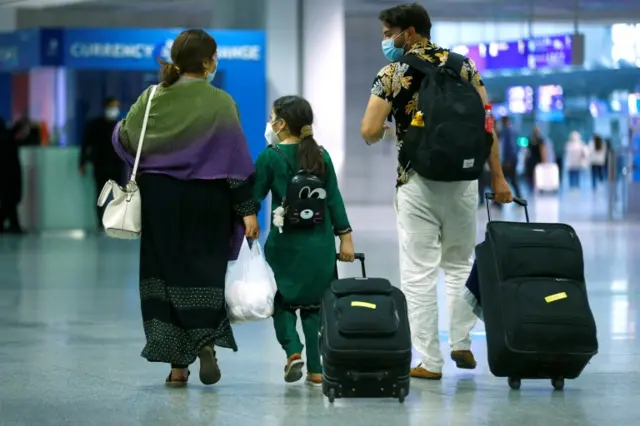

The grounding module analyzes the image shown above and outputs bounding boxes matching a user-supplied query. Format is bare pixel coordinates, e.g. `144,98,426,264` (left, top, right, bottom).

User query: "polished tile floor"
1,190,639,426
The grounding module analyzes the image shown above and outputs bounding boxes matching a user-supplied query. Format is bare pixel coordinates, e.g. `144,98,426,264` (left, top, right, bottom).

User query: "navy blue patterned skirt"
137,173,238,365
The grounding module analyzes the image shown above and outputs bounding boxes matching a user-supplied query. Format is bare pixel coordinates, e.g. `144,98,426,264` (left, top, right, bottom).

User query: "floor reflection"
1,190,640,425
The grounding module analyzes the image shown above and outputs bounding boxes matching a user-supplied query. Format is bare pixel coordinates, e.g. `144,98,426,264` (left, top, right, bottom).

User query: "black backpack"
397,52,492,182
271,145,326,229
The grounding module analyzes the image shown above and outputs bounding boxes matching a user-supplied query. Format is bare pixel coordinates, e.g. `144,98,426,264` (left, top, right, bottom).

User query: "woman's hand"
338,233,355,262
243,215,260,239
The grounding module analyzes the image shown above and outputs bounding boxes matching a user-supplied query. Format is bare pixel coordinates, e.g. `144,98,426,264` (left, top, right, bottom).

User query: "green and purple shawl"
112,77,255,259
112,77,254,181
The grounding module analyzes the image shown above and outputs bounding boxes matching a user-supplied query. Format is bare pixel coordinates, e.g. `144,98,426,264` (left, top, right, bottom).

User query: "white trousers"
395,174,478,373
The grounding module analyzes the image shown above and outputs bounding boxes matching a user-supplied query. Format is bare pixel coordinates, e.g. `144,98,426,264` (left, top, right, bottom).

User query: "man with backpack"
360,3,513,380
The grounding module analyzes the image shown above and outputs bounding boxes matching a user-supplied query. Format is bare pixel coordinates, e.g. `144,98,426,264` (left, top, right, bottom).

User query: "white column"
0,8,16,31
302,0,345,172
265,0,345,168
266,0,301,105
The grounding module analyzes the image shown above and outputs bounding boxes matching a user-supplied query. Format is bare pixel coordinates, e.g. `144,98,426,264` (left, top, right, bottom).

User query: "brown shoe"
450,350,477,370
284,354,304,383
410,364,442,380
306,372,322,387
165,369,190,388
198,346,221,385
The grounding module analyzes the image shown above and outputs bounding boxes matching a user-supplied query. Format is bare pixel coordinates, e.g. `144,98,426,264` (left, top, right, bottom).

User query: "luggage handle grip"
346,371,387,381
484,192,530,223
336,253,366,277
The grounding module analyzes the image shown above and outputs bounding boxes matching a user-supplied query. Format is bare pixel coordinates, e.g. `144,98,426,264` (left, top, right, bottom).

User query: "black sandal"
198,346,222,385
165,369,190,387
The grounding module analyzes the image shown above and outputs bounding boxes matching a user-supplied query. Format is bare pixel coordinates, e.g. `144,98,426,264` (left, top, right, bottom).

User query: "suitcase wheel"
508,377,521,390
398,387,406,403
551,377,565,391
327,388,336,403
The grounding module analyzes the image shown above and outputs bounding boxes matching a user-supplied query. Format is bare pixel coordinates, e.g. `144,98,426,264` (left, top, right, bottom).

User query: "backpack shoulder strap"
444,51,466,75
269,144,295,174
396,55,435,75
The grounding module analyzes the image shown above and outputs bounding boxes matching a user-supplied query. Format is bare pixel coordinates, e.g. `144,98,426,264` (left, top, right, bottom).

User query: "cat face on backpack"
285,174,326,228
296,185,326,220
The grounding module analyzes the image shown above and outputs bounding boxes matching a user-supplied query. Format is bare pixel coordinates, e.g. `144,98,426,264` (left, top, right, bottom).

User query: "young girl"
253,95,355,387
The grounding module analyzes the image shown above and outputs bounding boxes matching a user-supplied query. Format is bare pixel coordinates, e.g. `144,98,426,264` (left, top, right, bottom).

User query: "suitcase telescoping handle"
484,192,530,223
336,253,366,278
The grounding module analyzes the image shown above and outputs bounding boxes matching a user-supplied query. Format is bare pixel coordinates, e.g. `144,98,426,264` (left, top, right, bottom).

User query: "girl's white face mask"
264,121,281,145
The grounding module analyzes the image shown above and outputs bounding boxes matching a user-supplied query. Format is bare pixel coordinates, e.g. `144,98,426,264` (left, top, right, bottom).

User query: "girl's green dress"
253,144,352,306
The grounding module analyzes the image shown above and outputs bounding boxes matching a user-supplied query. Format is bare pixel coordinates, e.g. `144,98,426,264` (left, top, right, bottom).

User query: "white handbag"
97,85,158,239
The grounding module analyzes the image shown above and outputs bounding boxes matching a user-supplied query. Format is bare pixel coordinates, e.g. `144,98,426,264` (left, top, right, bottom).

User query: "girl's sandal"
165,370,190,388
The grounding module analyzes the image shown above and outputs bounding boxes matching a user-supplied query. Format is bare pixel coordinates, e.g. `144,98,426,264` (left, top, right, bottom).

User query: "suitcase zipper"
510,242,578,251
521,318,592,327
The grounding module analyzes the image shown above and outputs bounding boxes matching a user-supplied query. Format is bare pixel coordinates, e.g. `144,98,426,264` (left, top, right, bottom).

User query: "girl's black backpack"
271,145,326,229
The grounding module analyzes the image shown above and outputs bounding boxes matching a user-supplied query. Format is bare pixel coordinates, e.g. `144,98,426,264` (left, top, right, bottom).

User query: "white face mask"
105,107,120,120
264,121,281,145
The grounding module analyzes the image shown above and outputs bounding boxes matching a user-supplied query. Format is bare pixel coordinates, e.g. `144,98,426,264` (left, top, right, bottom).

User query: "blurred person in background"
524,126,547,193
565,131,588,189
553,135,565,187
112,29,259,387
589,135,607,190
604,138,613,172
79,97,124,229
0,117,24,234
11,111,41,146
498,116,521,199
477,161,491,207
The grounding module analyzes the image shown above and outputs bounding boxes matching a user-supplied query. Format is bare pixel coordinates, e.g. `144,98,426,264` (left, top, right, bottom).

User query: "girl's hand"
338,236,355,262
243,214,260,239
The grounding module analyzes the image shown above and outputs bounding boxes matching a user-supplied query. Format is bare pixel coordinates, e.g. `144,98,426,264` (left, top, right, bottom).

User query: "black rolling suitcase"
476,193,598,390
319,253,412,403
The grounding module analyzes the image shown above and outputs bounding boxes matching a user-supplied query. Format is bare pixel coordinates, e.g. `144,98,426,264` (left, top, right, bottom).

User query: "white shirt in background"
588,142,607,166
565,138,588,170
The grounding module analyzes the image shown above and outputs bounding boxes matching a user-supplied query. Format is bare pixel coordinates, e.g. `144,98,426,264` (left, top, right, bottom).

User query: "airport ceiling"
0,0,640,21
354,0,640,20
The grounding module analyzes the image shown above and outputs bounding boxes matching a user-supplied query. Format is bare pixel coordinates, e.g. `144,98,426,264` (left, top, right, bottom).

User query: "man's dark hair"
378,3,432,38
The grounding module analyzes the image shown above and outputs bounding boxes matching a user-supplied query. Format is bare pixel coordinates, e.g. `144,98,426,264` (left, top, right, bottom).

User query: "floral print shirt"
370,41,485,186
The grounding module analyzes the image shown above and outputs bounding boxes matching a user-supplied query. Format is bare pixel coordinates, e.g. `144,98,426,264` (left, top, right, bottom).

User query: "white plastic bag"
225,239,277,324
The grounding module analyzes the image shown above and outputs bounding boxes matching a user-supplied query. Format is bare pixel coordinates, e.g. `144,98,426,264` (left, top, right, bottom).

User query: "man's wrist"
365,130,384,145
490,168,505,181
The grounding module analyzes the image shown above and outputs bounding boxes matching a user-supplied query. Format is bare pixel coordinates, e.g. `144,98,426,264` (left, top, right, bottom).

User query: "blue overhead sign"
0,29,42,72
0,28,264,71
451,33,585,73
55,29,264,70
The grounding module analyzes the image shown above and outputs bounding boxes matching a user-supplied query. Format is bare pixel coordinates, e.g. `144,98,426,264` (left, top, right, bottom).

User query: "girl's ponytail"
298,125,325,176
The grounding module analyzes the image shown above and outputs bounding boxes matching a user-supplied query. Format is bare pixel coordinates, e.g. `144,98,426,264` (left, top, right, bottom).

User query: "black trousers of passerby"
0,202,21,233
556,155,564,186
502,162,522,198
591,165,605,190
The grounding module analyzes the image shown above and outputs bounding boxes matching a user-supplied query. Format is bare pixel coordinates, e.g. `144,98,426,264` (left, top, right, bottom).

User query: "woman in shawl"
112,29,259,387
